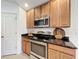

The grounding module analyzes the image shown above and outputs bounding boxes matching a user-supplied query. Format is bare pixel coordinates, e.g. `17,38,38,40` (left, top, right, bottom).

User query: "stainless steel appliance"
34,16,50,27
29,31,52,59
30,39,47,59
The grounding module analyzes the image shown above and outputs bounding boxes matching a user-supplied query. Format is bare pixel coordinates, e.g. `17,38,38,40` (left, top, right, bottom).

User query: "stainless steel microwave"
34,16,50,27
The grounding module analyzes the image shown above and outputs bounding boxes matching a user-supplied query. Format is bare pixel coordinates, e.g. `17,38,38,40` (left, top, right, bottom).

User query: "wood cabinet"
48,44,76,59
26,0,70,28
41,2,50,17
59,0,70,27
48,49,60,59
27,9,34,28
50,0,70,27
22,37,30,55
50,0,59,27
34,7,41,20
34,2,50,19
60,53,75,59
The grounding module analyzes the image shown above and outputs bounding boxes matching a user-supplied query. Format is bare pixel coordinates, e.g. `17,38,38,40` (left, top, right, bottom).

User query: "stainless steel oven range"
30,40,47,59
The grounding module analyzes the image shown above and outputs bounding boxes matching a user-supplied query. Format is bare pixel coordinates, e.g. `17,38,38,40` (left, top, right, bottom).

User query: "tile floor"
1,54,29,59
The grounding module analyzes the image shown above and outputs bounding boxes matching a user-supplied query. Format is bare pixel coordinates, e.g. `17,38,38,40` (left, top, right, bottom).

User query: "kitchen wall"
64,0,78,47
1,0,27,54
1,0,18,13
65,0,78,59
17,7,27,54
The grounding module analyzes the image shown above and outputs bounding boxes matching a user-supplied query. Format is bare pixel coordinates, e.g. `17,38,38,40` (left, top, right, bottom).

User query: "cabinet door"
34,7,41,20
50,0,60,27
27,11,30,28
22,40,26,53
60,53,75,59
50,0,70,27
30,9,34,28
25,41,30,55
41,5,45,17
22,38,30,55
48,49,60,59
48,49,75,59
41,2,49,17
59,0,70,27
44,2,50,17
27,9,34,28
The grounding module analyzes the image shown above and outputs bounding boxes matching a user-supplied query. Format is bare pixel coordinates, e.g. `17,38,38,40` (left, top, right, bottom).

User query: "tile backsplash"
27,28,54,35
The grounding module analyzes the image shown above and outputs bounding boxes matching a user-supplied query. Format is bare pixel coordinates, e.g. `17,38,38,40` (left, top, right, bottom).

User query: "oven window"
31,42,46,58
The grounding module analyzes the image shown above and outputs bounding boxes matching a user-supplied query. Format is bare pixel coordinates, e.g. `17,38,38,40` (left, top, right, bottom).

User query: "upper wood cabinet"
34,7,41,20
50,0,59,27
27,9,34,28
50,0,70,27
59,0,70,27
26,0,70,28
41,2,50,17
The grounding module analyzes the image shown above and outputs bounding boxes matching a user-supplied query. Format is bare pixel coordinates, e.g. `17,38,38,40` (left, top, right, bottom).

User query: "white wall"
64,0,78,47
1,1,18,13
65,0,78,59
16,7,27,54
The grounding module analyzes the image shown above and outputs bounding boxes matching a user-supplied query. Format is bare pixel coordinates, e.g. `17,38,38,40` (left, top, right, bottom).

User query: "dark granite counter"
47,39,77,49
21,34,77,49
30,38,77,49
21,33,33,39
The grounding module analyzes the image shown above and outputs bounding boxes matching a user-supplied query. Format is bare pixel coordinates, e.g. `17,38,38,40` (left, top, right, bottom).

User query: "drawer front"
48,44,76,56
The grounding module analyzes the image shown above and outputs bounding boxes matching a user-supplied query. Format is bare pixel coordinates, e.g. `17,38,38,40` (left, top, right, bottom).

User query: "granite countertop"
21,33,33,38
21,34,77,49
46,39,77,49
30,38,77,49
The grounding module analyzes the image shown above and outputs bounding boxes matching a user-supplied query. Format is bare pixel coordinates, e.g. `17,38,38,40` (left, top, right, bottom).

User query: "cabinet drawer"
48,44,76,56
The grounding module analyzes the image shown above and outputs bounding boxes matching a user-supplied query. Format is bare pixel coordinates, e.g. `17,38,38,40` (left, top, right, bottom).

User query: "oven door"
30,54,39,59
30,40,47,59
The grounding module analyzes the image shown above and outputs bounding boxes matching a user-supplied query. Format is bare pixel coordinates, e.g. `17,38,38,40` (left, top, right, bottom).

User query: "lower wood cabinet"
48,44,76,59
22,37,30,55
48,49,60,59
48,49,74,59
60,52,75,59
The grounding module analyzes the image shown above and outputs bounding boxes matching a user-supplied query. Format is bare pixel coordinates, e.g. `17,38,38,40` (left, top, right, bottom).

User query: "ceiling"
2,0,48,11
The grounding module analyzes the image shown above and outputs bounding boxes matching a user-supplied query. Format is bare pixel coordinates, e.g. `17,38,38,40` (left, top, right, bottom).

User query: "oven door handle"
30,53,40,59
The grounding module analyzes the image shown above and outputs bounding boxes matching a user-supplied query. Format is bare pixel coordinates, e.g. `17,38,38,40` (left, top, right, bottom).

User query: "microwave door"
39,20,44,26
